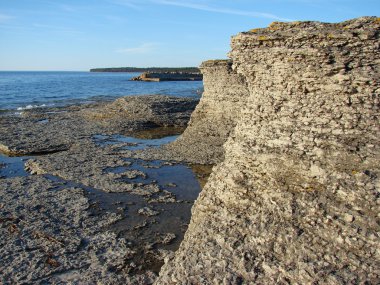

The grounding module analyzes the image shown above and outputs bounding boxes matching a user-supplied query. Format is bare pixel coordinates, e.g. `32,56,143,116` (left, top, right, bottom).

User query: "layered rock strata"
157,17,380,284
137,60,250,164
168,60,249,164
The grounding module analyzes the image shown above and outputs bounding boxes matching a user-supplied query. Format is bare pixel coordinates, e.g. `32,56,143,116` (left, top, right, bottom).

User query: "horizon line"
0,66,203,72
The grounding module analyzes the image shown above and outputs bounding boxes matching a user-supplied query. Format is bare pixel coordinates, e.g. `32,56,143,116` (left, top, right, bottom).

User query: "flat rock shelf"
0,96,212,284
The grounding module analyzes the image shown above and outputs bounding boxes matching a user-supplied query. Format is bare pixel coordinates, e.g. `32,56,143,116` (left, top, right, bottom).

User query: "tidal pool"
1,130,212,275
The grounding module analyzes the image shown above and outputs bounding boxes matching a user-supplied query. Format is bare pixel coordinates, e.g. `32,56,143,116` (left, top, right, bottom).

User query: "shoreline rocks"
0,94,204,284
1,16,379,285
0,95,198,156
131,60,250,165
0,176,157,284
157,17,380,284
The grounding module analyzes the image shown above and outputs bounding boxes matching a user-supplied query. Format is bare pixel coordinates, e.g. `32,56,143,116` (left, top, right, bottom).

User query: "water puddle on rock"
0,154,31,178
0,128,213,275
93,134,179,151
90,129,213,273
121,158,202,201
37,118,49,124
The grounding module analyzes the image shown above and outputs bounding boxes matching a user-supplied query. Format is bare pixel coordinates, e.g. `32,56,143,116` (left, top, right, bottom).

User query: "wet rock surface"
0,176,156,284
0,95,209,284
0,95,198,156
157,17,380,284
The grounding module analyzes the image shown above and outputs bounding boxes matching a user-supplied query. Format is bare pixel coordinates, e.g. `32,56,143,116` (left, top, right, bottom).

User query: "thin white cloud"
116,43,160,54
109,0,292,20
152,0,293,21
0,13,13,23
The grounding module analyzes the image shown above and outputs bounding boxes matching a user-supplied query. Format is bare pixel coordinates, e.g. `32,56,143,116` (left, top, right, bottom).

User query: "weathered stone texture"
157,17,380,284
166,60,249,164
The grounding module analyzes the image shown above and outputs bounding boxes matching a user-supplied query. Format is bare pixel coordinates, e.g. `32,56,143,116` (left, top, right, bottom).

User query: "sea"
0,71,203,112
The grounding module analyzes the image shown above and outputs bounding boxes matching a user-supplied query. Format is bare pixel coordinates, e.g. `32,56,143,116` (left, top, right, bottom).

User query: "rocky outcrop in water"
90,67,200,73
157,17,380,284
131,72,202,82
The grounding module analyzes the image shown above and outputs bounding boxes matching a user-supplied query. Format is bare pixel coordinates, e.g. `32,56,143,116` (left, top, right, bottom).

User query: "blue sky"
0,0,379,71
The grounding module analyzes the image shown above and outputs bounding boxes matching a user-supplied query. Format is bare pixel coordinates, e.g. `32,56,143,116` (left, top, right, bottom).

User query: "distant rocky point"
89,67,200,73
90,67,203,82
131,72,203,82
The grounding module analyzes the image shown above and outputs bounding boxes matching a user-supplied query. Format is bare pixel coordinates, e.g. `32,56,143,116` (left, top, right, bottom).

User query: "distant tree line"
90,67,200,73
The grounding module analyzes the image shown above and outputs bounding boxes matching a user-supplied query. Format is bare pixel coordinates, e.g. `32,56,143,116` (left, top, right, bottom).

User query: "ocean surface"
0,71,203,111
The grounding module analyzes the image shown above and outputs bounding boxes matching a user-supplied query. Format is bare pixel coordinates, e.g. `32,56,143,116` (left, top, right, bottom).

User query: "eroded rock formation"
167,60,249,164
136,60,250,164
157,17,380,284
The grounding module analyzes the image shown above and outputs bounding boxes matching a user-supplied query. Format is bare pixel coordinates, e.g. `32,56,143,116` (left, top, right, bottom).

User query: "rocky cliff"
157,17,380,284
134,60,249,164
167,60,249,164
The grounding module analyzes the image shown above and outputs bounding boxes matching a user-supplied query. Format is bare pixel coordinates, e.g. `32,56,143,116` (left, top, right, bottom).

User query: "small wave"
16,104,48,111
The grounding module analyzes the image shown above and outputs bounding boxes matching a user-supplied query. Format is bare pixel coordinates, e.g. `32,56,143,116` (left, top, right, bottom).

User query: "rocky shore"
1,16,379,285
0,95,197,156
0,95,208,284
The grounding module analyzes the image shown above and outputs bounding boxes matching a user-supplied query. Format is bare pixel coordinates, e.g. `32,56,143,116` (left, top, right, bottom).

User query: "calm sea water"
0,71,203,111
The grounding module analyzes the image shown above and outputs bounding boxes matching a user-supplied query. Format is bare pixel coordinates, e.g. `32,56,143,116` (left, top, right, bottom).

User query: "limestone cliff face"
157,17,380,284
167,60,249,164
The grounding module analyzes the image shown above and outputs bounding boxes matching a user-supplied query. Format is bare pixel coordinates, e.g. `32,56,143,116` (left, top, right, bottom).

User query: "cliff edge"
157,17,380,284
166,60,249,164
134,60,249,164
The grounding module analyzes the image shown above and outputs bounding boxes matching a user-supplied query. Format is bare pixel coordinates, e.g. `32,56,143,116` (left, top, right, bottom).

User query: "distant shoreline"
90,67,200,73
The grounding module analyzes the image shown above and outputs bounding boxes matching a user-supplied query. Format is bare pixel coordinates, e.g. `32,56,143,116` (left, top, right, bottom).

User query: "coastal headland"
131,72,203,82
90,67,203,82
1,17,379,284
